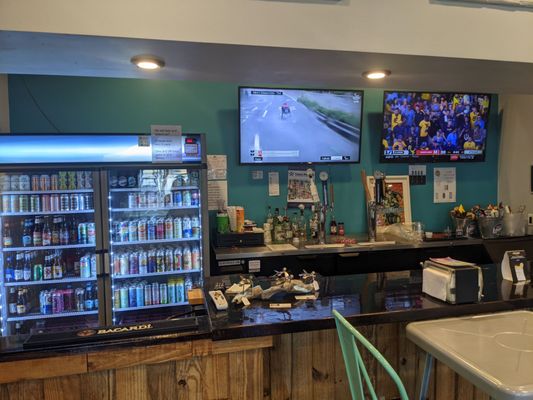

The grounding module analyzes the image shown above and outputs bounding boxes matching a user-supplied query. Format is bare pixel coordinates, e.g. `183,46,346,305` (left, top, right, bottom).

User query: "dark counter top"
206,264,533,341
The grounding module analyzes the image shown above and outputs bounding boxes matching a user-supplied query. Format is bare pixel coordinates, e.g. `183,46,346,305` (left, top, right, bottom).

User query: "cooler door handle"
338,252,360,258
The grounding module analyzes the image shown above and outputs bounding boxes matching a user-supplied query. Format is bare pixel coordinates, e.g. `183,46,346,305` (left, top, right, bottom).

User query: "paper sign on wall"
150,125,182,163
207,155,227,180
268,172,280,196
208,180,228,211
434,167,456,203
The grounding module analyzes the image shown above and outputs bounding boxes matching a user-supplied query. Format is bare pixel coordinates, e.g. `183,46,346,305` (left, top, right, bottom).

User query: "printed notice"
207,155,227,180
151,125,182,163
208,180,228,211
268,172,280,196
434,167,456,203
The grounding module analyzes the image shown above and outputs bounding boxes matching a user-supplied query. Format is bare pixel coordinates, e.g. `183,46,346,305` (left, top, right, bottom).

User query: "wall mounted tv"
381,91,491,162
239,87,363,164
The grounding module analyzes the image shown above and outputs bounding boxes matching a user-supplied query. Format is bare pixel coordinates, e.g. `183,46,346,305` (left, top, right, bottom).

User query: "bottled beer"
3,222,13,247
52,254,63,279
16,289,27,315
33,216,43,247
51,216,61,245
22,219,33,247
23,252,32,281
4,255,14,282
43,255,53,280
8,287,17,315
60,220,69,245
14,252,24,282
329,215,337,236
42,217,52,246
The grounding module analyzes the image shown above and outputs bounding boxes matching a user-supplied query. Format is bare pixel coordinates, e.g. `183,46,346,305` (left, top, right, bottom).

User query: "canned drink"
40,174,51,191
50,194,60,211
163,193,173,207
33,263,43,281
112,253,121,275
76,171,85,189
80,255,91,278
137,219,147,241
182,217,192,238
84,172,93,189
40,290,52,314
182,174,190,186
119,253,129,275
164,217,173,239
144,284,152,306
147,191,158,207
69,194,79,210
84,193,93,210
10,195,19,212
128,220,138,242
183,190,191,206
87,223,96,245
148,249,156,273
136,285,145,307
129,252,139,274
165,248,174,271
137,192,147,208
119,286,129,309
156,249,165,272
19,175,31,191
128,192,137,209
191,190,199,206
2,195,10,213
52,290,64,314
160,283,168,304
0,174,11,191
91,254,97,277
191,216,200,238
147,218,156,240
31,175,40,191
119,221,129,242
156,218,165,240
173,217,183,239
30,194,41,212
173,191,183,207
63,288,74,312
60,194,70,211
128,285,137,307
174,248,183,270
41,194,51,212
18,195,29,212
191,246,201,270
152,282,160,304
67,171,77,190
10,175,20,191
168,282,176,304
127,176,136,188
173,175,182,187
189,171,199,187
58,171,68,190
176,278,185,302
139,251,148,274
184,277,193,297
183,246,192,270
78,193,86,210
78,223,88,244
113,288,121,309
50,174,59,190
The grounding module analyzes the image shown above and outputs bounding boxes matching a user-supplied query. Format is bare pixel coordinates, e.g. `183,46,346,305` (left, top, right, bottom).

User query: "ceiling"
1,30,533,94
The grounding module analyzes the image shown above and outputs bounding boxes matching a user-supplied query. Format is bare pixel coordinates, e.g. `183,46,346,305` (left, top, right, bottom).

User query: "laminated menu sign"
150,125,182,163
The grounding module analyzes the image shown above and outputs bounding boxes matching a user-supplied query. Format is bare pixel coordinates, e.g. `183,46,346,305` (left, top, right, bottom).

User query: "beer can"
119,253,129,275
110,175,118,188
147,218,156,240
80,255,91,278
119,286,128,309
173,191,183,207
168,282,176,304
30,194,41,212
40,174,51,191
50,174,59,190
137,192,147,208
189,171,199,187
78,193,86,210
182,174,190,186
52,290,64,314
41,194,51,212
112,253,121,275
182,216,192,238
0,174,11,191
10,175,20,191
58,171,68,190
70,194,79,211
191,246,201,270
19,175,31,191
183,246,192,270
90,254,97,277
84,193,93,210
191,216,200,238
176,278,185,302
128,285,137,307
19,195,29,212
50,194,60,211
160,283,168,304
136,285,145,307
40,290,52,314
148,249,156,273
113,288,121,310
163,193,173,207
31,175,40,191
173,217,183,239
33,263,43,281
60,194,70,211
174,247,183,270
173,175,183,187
156,249,165,272
137,219,147,241
2,195,10,213
183,190,191,206
76,288,85,311
63,288,74,312
77,223,87,244
128,220,138,242
147,191,158,207
87,223,96,245
164,217,173,239
67,171,77,190
152,282,160,304
10,195,19,212
139,251,148,274
156,218,165,240
85,172,93,189
144,284,152,306
129,252,139,274
76,171,85,189
128,192,137,209
119,221,129,242
191,190,199,206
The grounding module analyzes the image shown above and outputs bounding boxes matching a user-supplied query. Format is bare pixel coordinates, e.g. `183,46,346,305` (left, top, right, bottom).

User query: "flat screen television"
239,87,363,164
381,91,491,162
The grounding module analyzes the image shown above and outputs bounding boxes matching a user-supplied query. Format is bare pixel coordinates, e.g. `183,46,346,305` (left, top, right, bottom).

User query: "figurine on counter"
260,268,319,299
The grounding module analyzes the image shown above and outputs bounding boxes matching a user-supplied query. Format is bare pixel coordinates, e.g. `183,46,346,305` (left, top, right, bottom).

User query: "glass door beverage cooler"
0,133,208,338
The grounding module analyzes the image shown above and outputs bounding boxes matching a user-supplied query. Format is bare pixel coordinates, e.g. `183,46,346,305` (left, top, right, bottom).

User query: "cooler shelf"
1,189,93,195
111,206,198,212
4,277,97,287
112,269,201,280
2,243,96,252
1,209,94,217
111,238,199,246
114,302,188,312
6,310,98,322
109,186,198,192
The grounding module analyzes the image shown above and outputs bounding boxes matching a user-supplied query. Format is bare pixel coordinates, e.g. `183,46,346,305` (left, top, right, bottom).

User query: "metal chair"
333,310,409,400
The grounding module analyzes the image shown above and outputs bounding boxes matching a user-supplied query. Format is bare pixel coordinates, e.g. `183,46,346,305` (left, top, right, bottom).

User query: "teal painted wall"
7,75,499,233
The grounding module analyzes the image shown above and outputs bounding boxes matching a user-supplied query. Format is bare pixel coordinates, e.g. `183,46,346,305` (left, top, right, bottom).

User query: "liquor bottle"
22,219,33,247
43,255,53,280
51,216,61,245
283,215,292,243
60,220,69,245
5,254,14,282
15,322,23,335
52,253,63,279
16,289,27,315
14,252,24,282
23,252,32,281
33,216,43,247
42,217,52,246
266,206,273,225
8,287,17,315
3,222,13,247
329,214,337,236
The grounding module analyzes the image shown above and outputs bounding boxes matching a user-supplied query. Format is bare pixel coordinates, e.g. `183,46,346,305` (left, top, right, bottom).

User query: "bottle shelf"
4,277,97,287
110,206,198,213
112,269,201,280
1,189,93,195
111,238,200,247
1,209,94,217
109,186,198,192
7,310,98,322
114,302,188,312
2,243,96,252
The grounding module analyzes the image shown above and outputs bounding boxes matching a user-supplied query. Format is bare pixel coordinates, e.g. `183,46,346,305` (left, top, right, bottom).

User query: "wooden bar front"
0,322,492,400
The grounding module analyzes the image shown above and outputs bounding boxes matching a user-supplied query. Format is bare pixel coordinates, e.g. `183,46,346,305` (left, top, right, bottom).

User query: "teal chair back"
333,310,409,400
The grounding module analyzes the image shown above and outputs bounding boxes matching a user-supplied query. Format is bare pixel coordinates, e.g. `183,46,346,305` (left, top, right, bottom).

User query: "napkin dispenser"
422,260,483,304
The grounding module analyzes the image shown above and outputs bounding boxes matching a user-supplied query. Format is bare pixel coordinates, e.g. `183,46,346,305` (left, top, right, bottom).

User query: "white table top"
407,310,533,400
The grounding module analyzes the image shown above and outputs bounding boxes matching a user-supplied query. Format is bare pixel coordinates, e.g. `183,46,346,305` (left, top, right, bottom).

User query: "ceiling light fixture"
131,55,165,70
362,70,391,80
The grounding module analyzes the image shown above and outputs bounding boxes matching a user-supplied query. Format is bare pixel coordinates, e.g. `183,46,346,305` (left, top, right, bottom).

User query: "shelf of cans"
6,282,98,321
116,188,200,210
111,206,199,213
111,216,201,244
3,243,95,252
4,277,97,287
113,276,193,311
112,270,200,280
109,186,198,192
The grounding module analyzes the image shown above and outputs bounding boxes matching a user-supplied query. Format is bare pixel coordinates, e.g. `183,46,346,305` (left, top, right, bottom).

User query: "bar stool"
333,310,409,400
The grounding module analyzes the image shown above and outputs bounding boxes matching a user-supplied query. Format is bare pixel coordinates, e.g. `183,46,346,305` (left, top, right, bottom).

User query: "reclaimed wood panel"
114,365,148,400
456,375,475,400
228,350,263,400
333,330,351,400
175,357,204,400
43,375,81,400
204,353,229,400
376,322,400,399
146,362,176,400
311,329,335,400
269,334,292,400
80,370,110,400
435,361,456,400
357,324,377,397
290,331,313,400
0,355,87,384
474,387,491,400
398,322,417,397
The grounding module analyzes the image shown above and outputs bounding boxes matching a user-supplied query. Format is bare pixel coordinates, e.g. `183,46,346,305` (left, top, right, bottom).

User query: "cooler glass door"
0,169,102,337
107,167,204,325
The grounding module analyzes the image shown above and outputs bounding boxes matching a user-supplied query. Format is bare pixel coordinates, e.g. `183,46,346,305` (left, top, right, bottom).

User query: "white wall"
498,95,533,220
1,0,533,63
0,75,9,133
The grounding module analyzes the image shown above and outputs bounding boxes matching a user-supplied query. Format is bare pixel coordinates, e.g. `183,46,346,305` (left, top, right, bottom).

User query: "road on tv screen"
241,90,360,163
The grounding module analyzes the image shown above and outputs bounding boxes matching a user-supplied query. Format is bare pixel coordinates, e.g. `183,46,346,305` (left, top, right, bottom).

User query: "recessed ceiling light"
131,55,165,70
362,70,391,80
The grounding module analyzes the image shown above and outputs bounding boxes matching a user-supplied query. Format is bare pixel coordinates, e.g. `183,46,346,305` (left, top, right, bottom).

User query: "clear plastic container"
478,216,503,239
502,213,526,237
